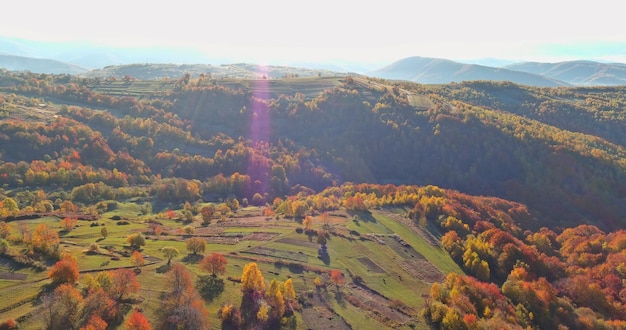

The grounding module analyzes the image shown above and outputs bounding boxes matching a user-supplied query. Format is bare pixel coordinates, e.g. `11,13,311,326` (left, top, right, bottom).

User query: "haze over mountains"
2,36,626,86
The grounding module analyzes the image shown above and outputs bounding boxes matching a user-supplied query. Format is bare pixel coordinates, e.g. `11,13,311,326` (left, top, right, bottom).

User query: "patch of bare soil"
398,259,445,283
276,237,320,249
301,293,352,330
0,272,27,280
382,236,445,283
356,256,386,273
377,210,440,246
244,246,309,263
345,284,416,327
242,232,280,241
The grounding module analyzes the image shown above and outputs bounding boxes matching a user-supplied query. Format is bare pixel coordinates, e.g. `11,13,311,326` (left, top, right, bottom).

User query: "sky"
2,0,626,66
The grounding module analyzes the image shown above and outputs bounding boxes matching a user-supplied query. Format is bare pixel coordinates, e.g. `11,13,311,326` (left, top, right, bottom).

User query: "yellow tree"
1,198,19,217
241,262,265,293
302,216,313,231
284,278,296,304
32,223,59,255
266,279,285,320
0,221,11,239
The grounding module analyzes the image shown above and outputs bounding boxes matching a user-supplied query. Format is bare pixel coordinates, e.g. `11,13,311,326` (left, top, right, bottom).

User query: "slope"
368,56,570,87
505,60,626,86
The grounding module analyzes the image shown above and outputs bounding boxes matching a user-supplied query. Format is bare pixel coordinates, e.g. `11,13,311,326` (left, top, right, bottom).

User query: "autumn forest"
0,69,625,329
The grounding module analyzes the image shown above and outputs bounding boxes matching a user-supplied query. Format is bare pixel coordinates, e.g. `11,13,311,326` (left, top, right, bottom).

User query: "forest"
0,69,625,329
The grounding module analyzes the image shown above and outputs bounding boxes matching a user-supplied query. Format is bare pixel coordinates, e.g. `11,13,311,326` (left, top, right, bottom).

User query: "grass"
373,212,462,274
0,204,461,329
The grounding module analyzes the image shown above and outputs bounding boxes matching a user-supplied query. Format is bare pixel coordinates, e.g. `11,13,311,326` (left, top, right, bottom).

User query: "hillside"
505,60,626,86
368,56,570,87
0,54,87,74
1,72,626,329
0,72,625,229
81,63,346,80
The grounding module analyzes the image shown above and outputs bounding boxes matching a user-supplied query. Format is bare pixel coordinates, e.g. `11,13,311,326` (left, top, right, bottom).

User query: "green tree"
161,246,179,266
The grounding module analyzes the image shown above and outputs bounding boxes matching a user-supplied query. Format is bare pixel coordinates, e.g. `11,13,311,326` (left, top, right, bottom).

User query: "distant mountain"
0,36,225,69
505,60,626,86
368,56,570,87
0,54,87,74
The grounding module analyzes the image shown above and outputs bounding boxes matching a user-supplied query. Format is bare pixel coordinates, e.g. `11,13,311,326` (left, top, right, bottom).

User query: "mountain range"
2,36,626,86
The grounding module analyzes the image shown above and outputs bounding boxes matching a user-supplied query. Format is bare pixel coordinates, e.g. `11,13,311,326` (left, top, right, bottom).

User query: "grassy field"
0,204,461,329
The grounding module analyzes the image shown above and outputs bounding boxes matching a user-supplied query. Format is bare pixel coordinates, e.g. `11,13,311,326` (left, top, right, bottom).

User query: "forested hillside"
0,71,624,229
1,70,626,329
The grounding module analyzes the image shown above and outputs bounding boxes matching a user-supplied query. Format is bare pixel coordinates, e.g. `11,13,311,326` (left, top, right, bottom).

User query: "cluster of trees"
262,182,626,327
219,262,298,329
41,254,147,330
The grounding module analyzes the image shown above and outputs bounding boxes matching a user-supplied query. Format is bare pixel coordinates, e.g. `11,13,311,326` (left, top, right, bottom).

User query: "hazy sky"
3,0,626,65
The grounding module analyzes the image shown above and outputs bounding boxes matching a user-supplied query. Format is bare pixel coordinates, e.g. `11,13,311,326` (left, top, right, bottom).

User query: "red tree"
200,253,228,277
330,270,344,291
109,268,140,301
48,254,80,284
126,309,152,330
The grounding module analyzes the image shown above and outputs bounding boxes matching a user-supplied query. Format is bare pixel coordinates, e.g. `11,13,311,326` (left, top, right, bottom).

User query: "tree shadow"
182,253,203,264
197,275,225,302
156,264,171,273
353,211,376,223
334,290,345,306
318,245,330,265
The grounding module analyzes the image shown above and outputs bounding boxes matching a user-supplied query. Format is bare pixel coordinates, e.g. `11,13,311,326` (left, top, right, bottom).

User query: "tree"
266,279,285,320
183,225,195,235
0,221,11,239
284,278,296,303
200,205,214,225
197,275,225,302
109,268,140,301
126,309,152,330
185,237,206,255
330,270,344,291
241,262,265,293
82,314,108,330
0,319,17,330
1,198,19,217
82,287,117,325
161,246,179,266
0,239,8,254
31,223,59,255
302,216,313,231
200,253,227,277
126,232,146,250
156,263,209,330
61,217,78,231
130,250,145,269
48,254,80,284
316,229,328,246
43,283,84,329
320,211,330,228
100,226,108,239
